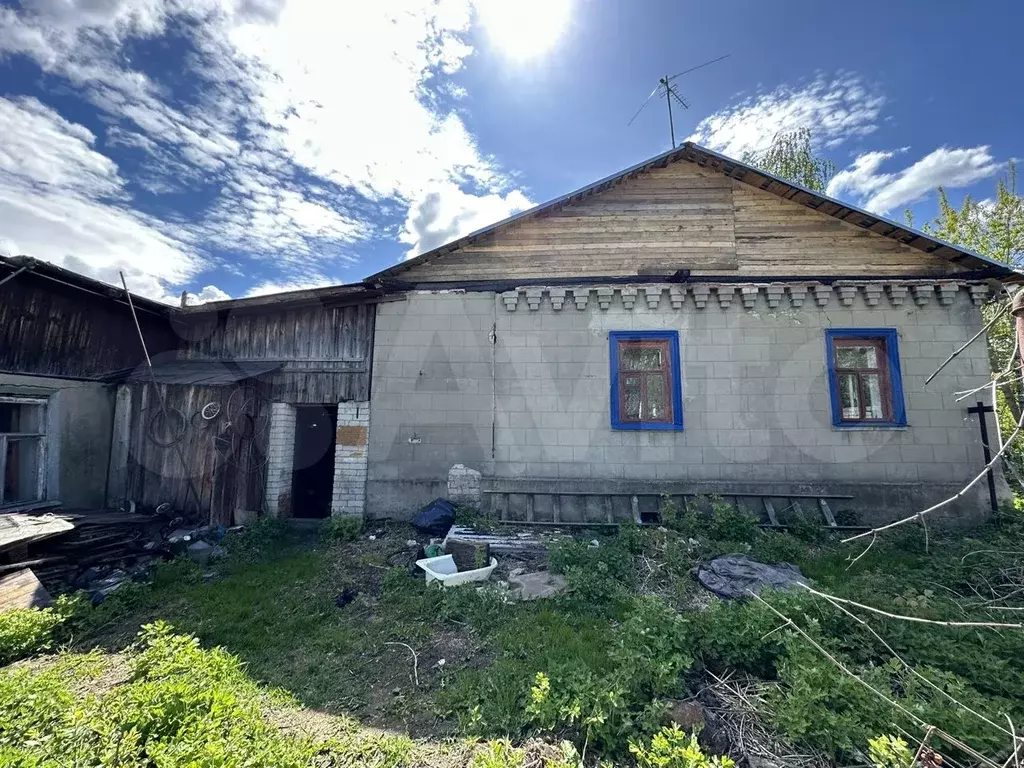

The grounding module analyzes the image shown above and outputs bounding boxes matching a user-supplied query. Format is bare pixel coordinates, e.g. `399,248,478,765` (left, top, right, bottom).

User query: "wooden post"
967,401,998,513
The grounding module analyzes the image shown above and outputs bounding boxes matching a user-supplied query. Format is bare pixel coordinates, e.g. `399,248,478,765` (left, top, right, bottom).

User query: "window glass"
621,346,663,371
4,438,41,503
839,373,860,419
836,345,878,369
0,403,44,433
623,379,642,419
862,374,884,419
646,376,667,420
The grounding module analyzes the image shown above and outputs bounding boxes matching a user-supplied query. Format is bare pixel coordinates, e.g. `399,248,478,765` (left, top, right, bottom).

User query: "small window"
609,331,683,430
0,398,47,507
825,329,906,428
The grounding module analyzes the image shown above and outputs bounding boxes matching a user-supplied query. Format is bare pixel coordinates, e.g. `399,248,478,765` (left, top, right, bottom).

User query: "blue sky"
0,0,1020,304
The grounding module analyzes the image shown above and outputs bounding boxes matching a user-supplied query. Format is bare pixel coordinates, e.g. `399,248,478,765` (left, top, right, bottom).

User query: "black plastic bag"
411,498,456,536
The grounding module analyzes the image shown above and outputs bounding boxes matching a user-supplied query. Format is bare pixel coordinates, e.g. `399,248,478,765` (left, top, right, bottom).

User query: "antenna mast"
628,54,730,149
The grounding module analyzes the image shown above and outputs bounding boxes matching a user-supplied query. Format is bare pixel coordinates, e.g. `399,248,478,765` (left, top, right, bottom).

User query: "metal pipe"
0,265,30,288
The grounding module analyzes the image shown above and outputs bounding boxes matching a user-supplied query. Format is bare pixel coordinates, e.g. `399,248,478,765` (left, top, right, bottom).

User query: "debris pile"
0,505,224,606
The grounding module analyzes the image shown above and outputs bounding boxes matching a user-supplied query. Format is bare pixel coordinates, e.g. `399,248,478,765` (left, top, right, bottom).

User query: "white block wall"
368,285,1005,523
265,402,296,517
331,401,369,517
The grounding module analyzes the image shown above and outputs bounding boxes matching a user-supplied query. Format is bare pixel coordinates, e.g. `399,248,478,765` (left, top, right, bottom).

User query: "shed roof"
108,360,282,385
367,142,1022,284
0,255,172,315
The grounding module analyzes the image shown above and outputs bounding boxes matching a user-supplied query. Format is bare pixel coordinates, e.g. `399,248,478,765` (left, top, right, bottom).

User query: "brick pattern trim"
497,281,990,312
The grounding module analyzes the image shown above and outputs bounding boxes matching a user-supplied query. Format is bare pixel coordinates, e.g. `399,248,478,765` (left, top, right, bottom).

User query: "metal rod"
118,271,204,518
0,265,29,289
664,76,676,148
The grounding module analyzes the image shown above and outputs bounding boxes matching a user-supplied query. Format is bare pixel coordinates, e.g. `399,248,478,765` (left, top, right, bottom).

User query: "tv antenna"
628,54,730,149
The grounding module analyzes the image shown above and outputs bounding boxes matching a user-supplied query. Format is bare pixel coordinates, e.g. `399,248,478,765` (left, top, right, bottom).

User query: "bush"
868,735,914,768
0,621,416,767
663,496,758,544
0,594,84,665
630,724,735,768
321,514,364,542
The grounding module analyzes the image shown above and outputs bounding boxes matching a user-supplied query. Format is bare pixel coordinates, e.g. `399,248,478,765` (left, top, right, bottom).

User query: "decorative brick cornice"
496,281,992,312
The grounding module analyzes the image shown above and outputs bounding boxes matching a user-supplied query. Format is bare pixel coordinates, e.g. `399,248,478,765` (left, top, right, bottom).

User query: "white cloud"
0,95,200,300
244,276,338,297
0,0,532,291
687,75,885,158
828,146,1000,215
401,183,532,257
180,285,233,305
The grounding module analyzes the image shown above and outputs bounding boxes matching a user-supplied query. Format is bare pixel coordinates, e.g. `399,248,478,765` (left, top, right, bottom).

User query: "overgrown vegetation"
4,503,1023,766
0,593,84,665
0,621,417,767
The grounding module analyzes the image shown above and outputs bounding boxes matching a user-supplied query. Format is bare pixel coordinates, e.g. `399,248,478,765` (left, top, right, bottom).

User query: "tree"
918,163,1024,462
742,128,836,193
920,162,1024,267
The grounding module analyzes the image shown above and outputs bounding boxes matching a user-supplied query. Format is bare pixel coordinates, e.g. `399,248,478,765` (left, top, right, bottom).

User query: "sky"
0,0,1020,305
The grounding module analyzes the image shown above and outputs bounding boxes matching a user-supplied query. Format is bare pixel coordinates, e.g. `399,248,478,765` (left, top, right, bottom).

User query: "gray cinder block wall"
367,283,1003,525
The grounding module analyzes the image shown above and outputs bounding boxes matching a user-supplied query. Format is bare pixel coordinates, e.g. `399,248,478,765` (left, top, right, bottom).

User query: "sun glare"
475,0,572,61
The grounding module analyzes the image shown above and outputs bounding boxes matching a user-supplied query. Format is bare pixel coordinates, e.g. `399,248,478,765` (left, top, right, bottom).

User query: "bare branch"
797,584,1023,629
926,300,1010,385
845,531,877,571
749,591,1005,768
842,408,1024,545
384,642,419,687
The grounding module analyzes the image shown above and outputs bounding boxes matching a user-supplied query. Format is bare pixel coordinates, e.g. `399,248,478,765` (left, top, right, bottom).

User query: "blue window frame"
609,331,683,430
825,328,906,428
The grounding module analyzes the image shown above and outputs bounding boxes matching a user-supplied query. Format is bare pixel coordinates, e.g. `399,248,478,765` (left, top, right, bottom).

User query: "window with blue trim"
609,331,683,430
825,329,906,428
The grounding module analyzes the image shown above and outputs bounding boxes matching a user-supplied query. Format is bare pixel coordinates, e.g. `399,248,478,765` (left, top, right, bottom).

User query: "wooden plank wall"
0,273,176,379
175,302,375,404
398,162,957,281
120,382,269,525
730,185,949,275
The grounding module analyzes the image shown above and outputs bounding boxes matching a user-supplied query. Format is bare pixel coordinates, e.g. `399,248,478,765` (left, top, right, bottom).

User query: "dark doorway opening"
291,405,337,519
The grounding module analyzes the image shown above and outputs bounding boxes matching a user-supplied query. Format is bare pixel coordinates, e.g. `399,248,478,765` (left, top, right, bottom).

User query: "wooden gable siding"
730,184,948,276
175,302,375,403
398,161,956,282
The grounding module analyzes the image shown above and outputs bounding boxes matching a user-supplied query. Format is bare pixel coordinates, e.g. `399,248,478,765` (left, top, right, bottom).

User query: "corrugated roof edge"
364,141,1023,283
0,255,384,314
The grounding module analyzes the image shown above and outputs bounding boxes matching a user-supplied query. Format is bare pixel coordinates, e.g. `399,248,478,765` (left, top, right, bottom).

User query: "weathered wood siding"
175,303,376,404
0,273,176,379
118,383,269,525
398,162,957,281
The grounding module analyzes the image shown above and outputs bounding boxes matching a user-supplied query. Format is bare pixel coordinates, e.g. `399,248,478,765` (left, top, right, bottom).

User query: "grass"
4,504,1024,766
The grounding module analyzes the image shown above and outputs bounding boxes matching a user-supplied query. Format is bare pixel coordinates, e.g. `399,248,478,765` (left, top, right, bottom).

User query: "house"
360,143,1017,526
0,141,1017,530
